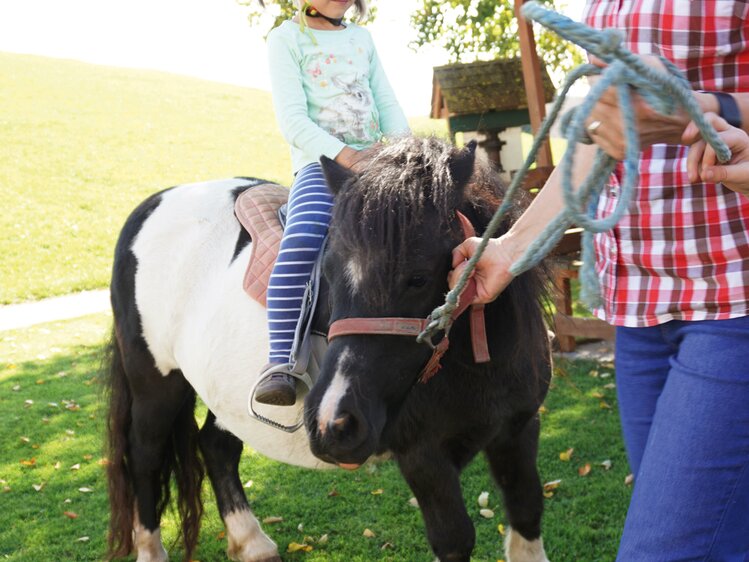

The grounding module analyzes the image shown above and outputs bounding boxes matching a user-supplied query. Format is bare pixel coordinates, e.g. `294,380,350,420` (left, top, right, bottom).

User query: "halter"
327,211,491,383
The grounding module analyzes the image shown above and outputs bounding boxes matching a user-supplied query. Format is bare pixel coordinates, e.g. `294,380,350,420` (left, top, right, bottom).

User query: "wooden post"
515,0,553,168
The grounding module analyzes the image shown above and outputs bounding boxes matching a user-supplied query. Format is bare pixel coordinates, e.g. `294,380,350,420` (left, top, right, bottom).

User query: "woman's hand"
584,55,715,160
682,113,749,196
448,237,516,305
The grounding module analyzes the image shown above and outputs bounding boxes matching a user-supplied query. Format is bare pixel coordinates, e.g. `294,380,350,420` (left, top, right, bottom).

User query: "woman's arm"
450,142,600,303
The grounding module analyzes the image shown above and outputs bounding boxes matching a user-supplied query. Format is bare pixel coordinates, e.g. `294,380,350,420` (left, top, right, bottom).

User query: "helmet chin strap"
304,2,345,27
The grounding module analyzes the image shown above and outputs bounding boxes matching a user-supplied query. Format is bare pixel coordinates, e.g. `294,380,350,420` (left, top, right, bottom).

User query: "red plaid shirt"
583,0,749,327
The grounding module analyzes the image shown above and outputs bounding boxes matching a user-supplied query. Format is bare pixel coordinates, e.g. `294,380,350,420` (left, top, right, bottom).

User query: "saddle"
234,183,289,306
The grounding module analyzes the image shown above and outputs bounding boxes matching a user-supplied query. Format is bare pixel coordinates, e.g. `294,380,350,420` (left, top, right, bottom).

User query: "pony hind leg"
485,416,550,562
127,367,204,561
198,412,280,562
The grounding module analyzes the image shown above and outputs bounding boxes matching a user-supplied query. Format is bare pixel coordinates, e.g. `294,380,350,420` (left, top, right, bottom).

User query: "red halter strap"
327,211,491,383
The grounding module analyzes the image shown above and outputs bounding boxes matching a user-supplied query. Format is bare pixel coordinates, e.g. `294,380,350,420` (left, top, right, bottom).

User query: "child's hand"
682,113,749,196
335,147,363,170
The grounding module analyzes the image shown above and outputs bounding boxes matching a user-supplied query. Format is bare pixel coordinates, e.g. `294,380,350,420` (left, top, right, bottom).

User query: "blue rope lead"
417,1,731,343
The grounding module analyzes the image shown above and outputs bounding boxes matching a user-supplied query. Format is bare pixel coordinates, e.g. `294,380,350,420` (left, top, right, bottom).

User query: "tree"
411,0,583,77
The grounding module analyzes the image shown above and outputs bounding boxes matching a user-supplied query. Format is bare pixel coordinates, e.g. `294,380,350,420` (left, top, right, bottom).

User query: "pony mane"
329,136,513,304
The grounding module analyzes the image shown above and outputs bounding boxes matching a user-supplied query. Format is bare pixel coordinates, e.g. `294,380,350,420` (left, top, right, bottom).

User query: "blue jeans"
615,316,749,561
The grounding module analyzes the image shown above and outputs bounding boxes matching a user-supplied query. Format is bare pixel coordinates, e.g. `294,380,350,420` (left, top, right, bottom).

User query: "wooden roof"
430,58,556,118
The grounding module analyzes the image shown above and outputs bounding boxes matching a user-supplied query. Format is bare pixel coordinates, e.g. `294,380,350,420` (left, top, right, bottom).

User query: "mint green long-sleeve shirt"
267,20,410,174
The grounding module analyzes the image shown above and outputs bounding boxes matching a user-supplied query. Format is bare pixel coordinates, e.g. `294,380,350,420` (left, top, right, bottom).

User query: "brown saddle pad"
234,182,289,306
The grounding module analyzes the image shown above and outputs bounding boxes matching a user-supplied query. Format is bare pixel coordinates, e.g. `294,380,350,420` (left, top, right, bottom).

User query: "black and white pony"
105,137,552,562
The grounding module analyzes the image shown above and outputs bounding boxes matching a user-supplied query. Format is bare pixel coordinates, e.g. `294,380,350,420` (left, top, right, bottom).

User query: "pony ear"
320,155,356,196
448,140,477,189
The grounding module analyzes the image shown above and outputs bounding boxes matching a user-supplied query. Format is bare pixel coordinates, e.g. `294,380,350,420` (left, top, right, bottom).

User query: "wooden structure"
430,58,555,170
514,0,614,351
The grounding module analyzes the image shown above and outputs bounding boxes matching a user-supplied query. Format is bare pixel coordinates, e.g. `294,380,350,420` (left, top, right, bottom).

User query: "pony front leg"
485,416,549,562
199,412,280,562
397,449,475,562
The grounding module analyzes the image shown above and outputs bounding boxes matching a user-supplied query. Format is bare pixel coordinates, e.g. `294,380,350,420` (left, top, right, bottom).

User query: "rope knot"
598,28,624,55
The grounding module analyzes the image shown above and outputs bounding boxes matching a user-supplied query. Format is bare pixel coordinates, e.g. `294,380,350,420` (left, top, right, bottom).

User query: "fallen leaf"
588,369,599,378
370,489,384,495
12,385,20,391
624,474,634,486
559,448,574,462
479,508,494,519
76,536,90,542
2,486,10,493
71,464,81,471
543,479,562,492
327,489,339,497
600,460,612,470
591,391,605,399
287,542,313,553
363,528,376,538
262,516,283,524
497,524,505,536
32,483,44,492
318,534,328,545
216,531,225,540
604,383,616,390
54,461,61,470
297,523,304,532
408,497,419,508
478,491,489,508
78,487,93,493
578,463,592,477
20,437,30,444
66,430,75,436
381,542,394,550
64,511,78,519
36,379,45,385
83,454,93,461
599,401,612,409
24,399,34,408
20,458,36,467
97,458,111,466
538,405,548,414
64,499,72,503
243,480,253,489
31,444,40,449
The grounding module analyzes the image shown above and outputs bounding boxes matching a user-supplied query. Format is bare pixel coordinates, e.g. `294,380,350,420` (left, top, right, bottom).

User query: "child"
253,0,409,406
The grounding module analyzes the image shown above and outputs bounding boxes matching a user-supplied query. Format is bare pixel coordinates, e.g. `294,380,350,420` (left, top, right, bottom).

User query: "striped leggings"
267,163,333,364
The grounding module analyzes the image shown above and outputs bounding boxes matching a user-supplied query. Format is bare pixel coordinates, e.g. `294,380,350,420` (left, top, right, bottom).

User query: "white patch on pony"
317,349,353,435
224,509,278,562
131,178,332,469
504,528,549,562
133,523,168,562
345,258,364,293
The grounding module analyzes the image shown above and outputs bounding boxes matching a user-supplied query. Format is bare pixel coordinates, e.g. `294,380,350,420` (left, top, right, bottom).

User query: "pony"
104,136,552,562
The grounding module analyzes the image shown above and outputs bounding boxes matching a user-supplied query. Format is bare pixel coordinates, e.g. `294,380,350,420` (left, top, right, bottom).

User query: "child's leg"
267,163,333,364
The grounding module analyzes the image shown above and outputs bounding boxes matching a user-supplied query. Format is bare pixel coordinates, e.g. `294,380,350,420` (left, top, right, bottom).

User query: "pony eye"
407,275,428,288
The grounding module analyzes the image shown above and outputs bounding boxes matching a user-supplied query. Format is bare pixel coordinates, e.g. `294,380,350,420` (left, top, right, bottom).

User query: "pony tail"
171,391,205,560
104,328,135,559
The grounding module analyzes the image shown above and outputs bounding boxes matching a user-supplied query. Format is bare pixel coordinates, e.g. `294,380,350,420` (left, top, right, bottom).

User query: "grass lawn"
0,52,447,305
0,314,629,561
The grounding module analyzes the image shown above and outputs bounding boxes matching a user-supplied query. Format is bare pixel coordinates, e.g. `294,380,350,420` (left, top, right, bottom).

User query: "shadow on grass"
0,347,628,561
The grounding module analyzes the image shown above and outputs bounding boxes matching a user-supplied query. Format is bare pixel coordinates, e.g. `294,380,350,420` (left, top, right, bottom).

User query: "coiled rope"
417,1,731,344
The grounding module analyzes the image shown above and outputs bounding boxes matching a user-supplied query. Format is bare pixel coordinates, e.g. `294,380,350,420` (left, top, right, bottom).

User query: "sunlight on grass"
1,53,449,305
0,314,628,561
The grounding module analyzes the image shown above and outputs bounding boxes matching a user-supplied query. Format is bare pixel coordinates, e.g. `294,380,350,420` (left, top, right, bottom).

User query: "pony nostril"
329,412,357,440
